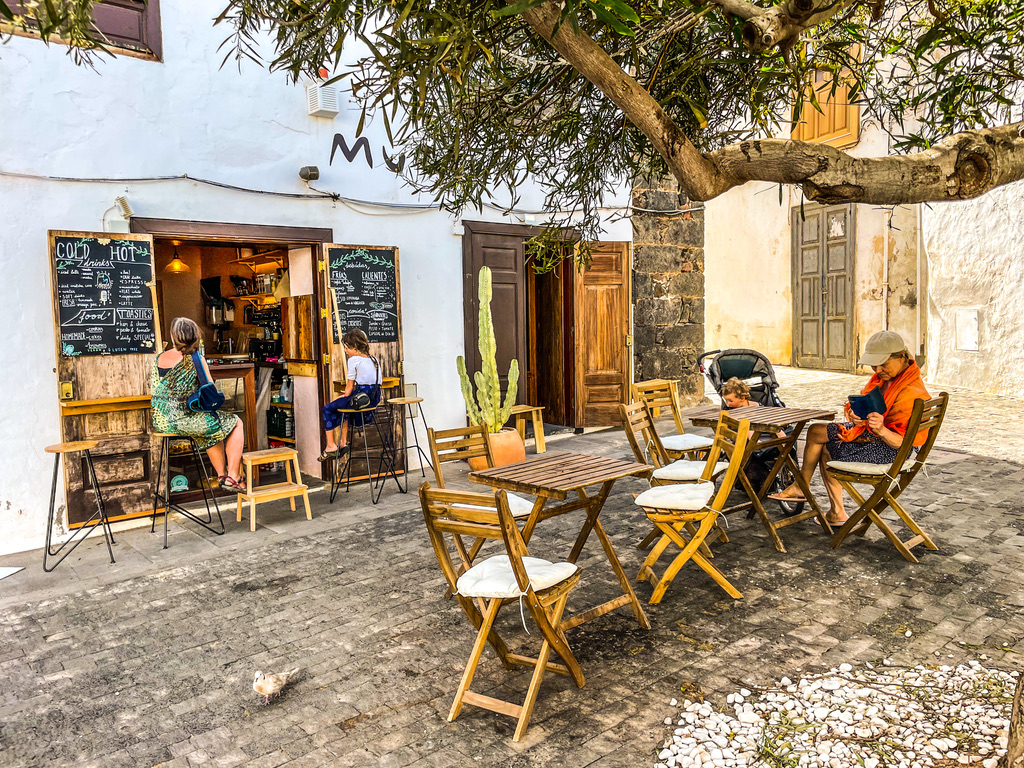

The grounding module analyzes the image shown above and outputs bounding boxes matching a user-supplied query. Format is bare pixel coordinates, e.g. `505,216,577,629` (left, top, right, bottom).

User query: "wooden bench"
508,404,546,453
237,447,311,532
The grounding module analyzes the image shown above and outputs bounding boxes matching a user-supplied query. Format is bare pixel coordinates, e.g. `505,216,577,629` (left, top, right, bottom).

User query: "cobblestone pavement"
1,371,1023,768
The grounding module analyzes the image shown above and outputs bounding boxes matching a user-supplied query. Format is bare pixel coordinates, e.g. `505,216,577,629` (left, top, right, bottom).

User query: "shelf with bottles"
269,402,293,409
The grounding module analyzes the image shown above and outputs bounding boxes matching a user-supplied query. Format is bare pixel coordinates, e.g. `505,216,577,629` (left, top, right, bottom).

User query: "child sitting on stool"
319,328,382,462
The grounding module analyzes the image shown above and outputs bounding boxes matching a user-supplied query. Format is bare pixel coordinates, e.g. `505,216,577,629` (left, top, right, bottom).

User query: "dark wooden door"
574,242,631,426
463,221,528,405
49,231,160,525
792,205,855,371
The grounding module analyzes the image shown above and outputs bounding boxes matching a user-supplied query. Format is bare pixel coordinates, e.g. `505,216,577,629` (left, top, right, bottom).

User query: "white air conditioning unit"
306,83,340,119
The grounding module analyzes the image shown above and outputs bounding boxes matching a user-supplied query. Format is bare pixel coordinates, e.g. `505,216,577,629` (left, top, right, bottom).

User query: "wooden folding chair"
428,425,540,592
633,414,751,603
620,401,730,551
829,393,949,562
420,482,584,742
632,379,713,459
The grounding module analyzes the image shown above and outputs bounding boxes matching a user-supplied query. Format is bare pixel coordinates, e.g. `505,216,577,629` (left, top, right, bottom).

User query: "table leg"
563,481,650,631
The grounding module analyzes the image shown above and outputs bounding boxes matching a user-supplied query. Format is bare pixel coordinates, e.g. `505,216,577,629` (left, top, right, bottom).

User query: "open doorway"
151,238,317,499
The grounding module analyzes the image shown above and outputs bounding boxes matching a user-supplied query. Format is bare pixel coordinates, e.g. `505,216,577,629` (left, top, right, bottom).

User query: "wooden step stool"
237,448,312,532
509,404,546,453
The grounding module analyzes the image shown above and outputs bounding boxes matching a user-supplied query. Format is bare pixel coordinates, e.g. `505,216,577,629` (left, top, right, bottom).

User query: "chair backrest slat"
427,425,494,488
632,379,685,434
900,392,949,478
619,401,670,468
706,414,751,509
420,482,504,591
420,481,531,595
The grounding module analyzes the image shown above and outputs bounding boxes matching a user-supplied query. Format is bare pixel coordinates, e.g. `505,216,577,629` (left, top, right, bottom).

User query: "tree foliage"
4,0,1024,251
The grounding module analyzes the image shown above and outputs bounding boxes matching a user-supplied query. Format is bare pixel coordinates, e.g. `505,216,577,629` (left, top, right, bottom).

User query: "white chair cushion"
826,461,889,476
661,433,715,452
635,482,714,511
452,492,535,518
456,555,578,599
653,460,729,482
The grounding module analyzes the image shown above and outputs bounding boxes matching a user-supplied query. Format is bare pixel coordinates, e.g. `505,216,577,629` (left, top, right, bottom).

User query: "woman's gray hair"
169,317,202,354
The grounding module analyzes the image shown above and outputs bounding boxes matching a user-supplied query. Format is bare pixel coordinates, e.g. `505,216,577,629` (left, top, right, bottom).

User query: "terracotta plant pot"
467,427,526,470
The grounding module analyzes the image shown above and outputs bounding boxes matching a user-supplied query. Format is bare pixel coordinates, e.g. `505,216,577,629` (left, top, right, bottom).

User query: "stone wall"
632,175,706,405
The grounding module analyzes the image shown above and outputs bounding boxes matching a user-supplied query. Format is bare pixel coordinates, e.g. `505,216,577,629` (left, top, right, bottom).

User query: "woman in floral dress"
151,317,245,491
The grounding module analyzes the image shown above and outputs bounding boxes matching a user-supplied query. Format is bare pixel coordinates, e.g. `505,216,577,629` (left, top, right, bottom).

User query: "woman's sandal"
767,491,807,502
318,448,338,462
221,476,245,492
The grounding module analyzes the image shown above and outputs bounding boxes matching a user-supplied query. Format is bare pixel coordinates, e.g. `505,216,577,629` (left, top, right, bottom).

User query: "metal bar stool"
152,432,225,549
386,395,433,477
43,440,116,572
329,403,406,504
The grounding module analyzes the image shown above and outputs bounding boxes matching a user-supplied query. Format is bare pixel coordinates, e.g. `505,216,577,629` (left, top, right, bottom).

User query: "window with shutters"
791,69,860,149
6,0,162,60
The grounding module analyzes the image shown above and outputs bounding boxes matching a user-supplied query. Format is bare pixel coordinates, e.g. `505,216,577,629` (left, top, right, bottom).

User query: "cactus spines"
457,267,519,433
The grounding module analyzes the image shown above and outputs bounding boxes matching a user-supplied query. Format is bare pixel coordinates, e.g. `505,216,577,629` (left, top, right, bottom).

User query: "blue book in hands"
848,386,886,419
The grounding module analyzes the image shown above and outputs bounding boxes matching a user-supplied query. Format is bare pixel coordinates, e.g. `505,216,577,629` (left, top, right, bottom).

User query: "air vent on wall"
306,83,340,119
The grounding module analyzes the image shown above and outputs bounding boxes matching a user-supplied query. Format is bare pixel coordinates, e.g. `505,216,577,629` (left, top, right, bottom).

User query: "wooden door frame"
789,204,856,372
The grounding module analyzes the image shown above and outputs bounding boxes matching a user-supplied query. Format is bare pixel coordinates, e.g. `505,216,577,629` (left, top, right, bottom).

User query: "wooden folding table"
469,452,653,630
687,405,836,553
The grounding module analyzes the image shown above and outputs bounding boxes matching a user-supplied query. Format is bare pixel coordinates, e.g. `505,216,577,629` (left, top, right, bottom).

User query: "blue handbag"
187,351,225,413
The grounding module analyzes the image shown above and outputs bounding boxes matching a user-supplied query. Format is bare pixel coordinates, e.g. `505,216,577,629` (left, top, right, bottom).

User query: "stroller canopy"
702,348,783,408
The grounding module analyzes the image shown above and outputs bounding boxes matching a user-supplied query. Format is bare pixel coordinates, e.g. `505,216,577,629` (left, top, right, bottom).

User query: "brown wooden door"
320,244,404,480
792,205,855,371
49,231,161,525
463,221,528,405
573,241,631,427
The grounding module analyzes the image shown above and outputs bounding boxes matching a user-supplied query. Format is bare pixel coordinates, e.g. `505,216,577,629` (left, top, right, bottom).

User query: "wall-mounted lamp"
164,242,190,273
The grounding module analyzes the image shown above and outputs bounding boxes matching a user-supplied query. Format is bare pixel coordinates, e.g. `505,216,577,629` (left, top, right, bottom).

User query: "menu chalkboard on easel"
52,233,157,356
327,245,399,343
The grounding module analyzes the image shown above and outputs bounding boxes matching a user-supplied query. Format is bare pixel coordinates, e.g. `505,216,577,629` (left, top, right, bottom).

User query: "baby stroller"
697,348,804,516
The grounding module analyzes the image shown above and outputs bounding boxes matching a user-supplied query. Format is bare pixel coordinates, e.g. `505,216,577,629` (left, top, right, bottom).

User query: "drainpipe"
882,209,890,331
916,203,925,358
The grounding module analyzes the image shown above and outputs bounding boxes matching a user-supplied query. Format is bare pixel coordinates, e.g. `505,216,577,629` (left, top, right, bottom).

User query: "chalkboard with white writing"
52,234,157,356
327,246,399,343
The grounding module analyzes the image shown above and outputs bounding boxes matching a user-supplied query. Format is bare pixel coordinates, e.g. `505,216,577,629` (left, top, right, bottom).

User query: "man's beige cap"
858,330,907,366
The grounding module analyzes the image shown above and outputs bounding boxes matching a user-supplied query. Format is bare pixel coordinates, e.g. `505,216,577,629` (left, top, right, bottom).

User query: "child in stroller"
698,348,804,516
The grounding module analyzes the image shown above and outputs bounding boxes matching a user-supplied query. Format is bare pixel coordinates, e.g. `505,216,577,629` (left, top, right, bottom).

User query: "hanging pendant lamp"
164,243,190,273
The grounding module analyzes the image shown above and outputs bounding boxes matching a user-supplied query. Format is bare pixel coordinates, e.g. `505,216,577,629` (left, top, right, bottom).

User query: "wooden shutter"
8,0,162,59
792,70,860,149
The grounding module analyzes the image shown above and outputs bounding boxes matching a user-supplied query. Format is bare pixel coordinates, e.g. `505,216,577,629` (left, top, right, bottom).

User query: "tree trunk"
1006,673,1024,768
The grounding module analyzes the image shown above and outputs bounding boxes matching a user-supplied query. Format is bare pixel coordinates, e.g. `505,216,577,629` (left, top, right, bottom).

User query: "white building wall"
0,1,630,555
924,180,1024,395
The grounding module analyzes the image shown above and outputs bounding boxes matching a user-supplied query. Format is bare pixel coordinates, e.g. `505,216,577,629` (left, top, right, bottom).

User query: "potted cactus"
457,266,526,468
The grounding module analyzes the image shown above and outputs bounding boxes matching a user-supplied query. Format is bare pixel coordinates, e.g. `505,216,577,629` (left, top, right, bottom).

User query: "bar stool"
43,440,115,572
329,402,405,504
386,395,433,477
152,432,225,549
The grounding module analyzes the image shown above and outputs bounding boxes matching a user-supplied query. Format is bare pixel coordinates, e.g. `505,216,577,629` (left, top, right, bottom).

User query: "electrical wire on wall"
0,168,657,219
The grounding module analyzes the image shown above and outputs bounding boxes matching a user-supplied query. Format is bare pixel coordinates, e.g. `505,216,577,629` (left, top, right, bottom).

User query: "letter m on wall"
331,134,373,167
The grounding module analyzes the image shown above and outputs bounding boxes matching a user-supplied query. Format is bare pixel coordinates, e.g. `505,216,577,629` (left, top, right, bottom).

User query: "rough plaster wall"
704,182,793,362
0,0,633,555
704,120,925,370
924,180,1024,394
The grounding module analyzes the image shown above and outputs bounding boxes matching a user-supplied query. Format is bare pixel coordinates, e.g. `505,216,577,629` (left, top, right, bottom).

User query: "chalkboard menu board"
327,246,399,343
52,233,157,357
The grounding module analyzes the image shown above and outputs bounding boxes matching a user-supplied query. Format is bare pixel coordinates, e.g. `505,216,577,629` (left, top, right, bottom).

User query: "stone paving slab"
1,411,1022,767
